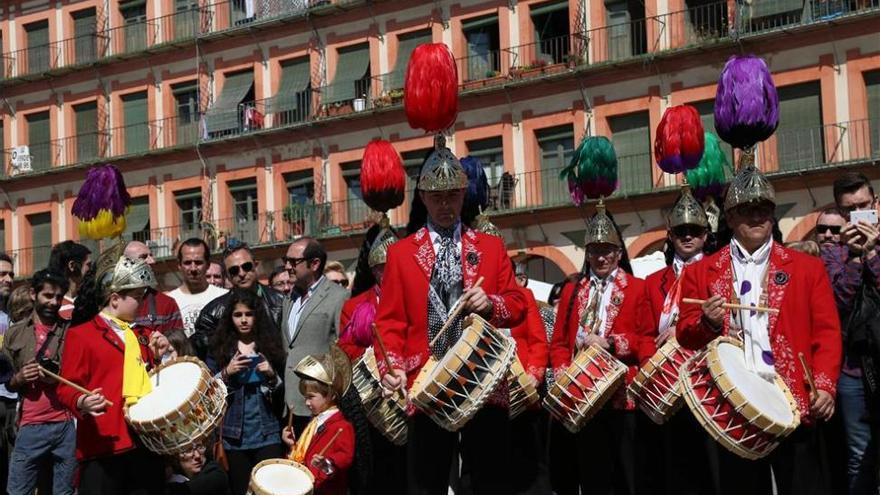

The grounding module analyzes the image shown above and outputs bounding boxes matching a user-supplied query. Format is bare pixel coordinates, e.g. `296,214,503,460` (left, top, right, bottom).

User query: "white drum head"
253,463,313,494
128,361,203,421
716,342,794,425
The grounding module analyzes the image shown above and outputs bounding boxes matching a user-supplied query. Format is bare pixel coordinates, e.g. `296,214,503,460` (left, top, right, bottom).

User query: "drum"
125,356,227,455
351,347,408,445
247,459,314,495
628,337,694,424
410,314,515,431
508,356,539,420
543,344,627,433
679,337,800,460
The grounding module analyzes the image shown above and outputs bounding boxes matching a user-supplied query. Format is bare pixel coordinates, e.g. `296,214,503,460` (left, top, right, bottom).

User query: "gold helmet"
95,241,156,295
294,344,352,397
668,185,709,229
368,228,398,268
471,212,503,239
418,135,468,192
584,201,622,247
723,165,775,212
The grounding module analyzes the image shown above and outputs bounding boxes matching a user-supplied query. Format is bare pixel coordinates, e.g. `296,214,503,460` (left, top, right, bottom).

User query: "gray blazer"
281,277,348,416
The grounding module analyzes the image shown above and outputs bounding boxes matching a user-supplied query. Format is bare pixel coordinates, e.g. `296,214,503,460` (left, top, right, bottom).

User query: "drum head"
128,361,203,422
253,462,313,494
716,342,794,426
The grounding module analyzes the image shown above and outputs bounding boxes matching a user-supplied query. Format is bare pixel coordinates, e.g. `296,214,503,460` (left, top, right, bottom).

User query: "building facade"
1,0,878,287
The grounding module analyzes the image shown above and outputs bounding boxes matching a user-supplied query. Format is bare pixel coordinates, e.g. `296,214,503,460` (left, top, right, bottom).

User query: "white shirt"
730,238,776,379
658,253,705,335
287,276,325,342
167,284,229,337
426,222,462,256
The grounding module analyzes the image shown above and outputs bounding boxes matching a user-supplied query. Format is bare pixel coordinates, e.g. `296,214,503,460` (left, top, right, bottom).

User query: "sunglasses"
227,261,254,278
672,225,707,238
816,224,842,235
331,279,349,288
282,256,312,267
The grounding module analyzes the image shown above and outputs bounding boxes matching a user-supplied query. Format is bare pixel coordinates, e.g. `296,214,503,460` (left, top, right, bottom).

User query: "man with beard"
166,239,228,337
47,242,91,321
816,208,846,249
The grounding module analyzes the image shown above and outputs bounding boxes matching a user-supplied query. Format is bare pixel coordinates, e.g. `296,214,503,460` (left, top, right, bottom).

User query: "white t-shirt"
166,284,229,337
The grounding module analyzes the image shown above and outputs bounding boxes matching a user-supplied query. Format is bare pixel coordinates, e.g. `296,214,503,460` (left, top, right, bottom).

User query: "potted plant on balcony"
283,202,307,238
567,53,584,69
509,65,525,79
387,88,404,104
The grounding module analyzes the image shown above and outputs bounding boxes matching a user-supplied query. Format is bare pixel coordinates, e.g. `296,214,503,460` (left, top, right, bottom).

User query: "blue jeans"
837,373,878,495
7,420,76,495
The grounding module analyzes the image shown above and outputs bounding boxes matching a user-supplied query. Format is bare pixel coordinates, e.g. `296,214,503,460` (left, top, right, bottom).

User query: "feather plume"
72,164,132,240
340,299,376,349
685,132,728,201
654,105,705,174
560,136,618,205
714,55,779,150
461,156,489,212
361,140,406,213
404,43,459,133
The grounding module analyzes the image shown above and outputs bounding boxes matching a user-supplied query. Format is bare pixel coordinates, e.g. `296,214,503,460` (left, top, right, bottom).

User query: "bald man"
124,241,184,335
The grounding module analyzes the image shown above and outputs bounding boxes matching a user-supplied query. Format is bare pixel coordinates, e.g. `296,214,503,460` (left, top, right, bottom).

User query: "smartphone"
850,209,878,225
242,355,265,384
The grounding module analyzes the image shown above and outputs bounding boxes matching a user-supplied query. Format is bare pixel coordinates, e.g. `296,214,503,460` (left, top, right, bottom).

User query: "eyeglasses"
672,225,707,238
283,256,309,267
179,444,207,460
816,224,842,235
227,262,254,278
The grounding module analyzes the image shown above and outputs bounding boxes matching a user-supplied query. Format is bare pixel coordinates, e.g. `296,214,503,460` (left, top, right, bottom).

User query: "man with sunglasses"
815,208,846,248
678,165,841,495
190,241,284,360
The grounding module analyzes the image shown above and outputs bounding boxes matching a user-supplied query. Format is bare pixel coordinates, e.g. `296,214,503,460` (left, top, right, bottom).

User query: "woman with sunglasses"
323,261,350,289
166,441,230,495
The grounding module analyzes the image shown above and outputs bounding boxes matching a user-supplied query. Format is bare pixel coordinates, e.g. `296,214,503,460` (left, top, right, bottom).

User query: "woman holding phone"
208,289,287,495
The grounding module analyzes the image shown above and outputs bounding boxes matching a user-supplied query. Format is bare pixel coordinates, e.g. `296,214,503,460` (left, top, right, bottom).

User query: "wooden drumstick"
38,365,115,407
798,352,817,395
372,325,406,400
316,428,344,457
430,276,485,348
681,298,779,315
286,411,297,458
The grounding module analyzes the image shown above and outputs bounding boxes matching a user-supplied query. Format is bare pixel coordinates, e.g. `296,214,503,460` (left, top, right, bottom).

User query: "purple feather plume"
72,164,131,221
714,55,779,150
340,299,376,348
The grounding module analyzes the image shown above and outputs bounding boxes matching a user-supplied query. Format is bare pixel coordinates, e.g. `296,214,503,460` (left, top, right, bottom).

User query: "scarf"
426,221,463,358
290,407,339,463
729,239,775,380
575,271,614,348
101,313,153,406
657,253,704,335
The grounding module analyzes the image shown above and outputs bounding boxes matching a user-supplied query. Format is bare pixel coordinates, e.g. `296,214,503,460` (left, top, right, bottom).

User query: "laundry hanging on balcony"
322,44,370,105
267,58,311,116
204,70,254,135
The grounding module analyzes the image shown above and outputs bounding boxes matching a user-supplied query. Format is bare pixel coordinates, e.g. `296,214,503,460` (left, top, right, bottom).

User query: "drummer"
55,245,166,493
644,186,720,495
677,165,841,495
548,202,655,495
375,140,526,495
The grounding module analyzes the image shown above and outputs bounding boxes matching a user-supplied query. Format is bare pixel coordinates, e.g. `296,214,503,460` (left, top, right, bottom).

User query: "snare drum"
679,337,800,460
248,459,314,495
543,345,627,433
410,314,515,431
508,357,539,420
628,337,694,424
351,347,408,445
125,356,227,455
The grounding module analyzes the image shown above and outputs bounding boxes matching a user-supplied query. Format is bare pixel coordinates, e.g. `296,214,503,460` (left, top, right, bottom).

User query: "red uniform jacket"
550,270,656,409
510,288,550,384
338,288,377,361
375,227,526,385
305,410,355,495
645,266,676,332
676,243,842,424
56,316,155,460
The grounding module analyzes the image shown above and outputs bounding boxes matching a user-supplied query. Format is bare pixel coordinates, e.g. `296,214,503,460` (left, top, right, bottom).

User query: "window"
229,178,259,245
604,0,646,62
746,0,804,32
609,111,652,194
388,30,431,90
28,213,52,273
462,15,500,81
268,57,311,125
341,161,367,224
684,0,728,44
286,170,315,206
27,111,51,171
122,91,149,154
74,101,99,163
120,1,148,54
536,125,575,208
323,44,370,105
692,100,734,177
776,82,824,171
530,1,570,65
401,148,432,210
172,81,199,145
124,196,151,242
174,0,200,41
865,71,880,157
205,70,254,136
175,188,203,239
467,136,505,187
26,21,50,74
73,8,97,64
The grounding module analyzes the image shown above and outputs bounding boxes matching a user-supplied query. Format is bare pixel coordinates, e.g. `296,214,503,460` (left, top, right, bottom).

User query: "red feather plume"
654,105,705,174
404,43,459,133
361,139,406,213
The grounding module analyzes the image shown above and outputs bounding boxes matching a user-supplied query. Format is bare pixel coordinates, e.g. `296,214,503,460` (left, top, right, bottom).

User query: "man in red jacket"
376,141,526,495
677,165,841,495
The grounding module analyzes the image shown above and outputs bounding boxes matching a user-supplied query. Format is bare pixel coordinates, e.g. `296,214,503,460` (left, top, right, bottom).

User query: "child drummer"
282,345,355,495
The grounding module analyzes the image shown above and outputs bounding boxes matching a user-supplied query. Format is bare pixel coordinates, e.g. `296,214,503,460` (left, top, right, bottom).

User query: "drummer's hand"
702,295,726,328
77,389,108,416
655,329,673,346
281,426,296,447
256,355,275,380
580,334,610,350
810,389,835,421
461,287,494,319
13,360,43,388
225,352,250,376
149,332,171,361
381,369,407,397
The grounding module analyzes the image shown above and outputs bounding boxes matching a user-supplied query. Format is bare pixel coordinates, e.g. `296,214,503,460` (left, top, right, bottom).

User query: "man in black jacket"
189,241,284,360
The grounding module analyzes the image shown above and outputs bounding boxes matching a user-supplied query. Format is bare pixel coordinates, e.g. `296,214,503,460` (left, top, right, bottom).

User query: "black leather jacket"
190,284,285,360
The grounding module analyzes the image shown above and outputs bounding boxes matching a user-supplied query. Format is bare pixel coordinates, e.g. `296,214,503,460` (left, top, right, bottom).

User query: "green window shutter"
175,188,203,237
29,213,53,265
73,9,97,64
229,178,259,245
27,111,51,171
123,196,151,241
323,44,370,104
536,125,574,208
531,0,568,17
267,58,311,115
341,160,368,222
121,2,148,53
26,21,50,73
865,71,880,157
609,111,652,195
75,101,99,163
205,70,254,134
172,81,199,145
123,91,149,154
388,30,431,90
467,136,505,185
463,16,499,81
776,82,823,171
174,0,200,41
